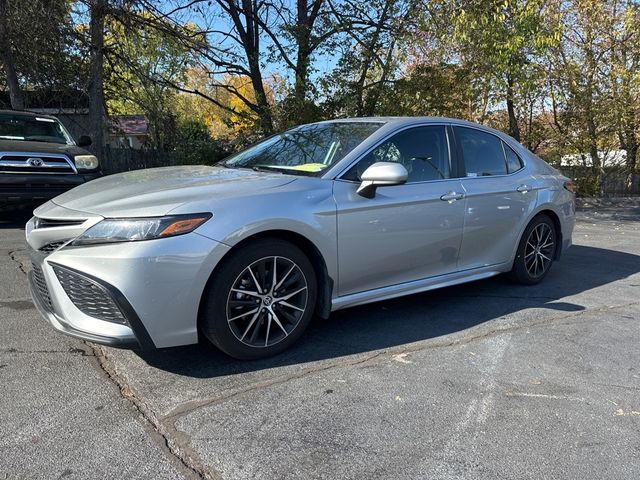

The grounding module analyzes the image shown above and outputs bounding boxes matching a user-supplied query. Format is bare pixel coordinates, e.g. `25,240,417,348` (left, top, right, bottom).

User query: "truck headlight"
74,154,99,171
71,214,212,246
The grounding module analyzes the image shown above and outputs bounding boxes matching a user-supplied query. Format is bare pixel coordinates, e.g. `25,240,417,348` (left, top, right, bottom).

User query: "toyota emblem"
27,157,44,167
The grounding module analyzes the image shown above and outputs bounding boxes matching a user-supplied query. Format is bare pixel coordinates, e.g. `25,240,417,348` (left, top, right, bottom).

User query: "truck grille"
0,152,76,174
31,262,54,312
53,265,127,324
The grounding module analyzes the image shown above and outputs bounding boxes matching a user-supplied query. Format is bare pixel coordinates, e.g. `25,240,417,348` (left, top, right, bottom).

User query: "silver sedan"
26,117,575,359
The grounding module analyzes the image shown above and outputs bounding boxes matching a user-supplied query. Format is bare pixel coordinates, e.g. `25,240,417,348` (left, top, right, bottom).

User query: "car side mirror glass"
77,135,92,147
357,162,408,198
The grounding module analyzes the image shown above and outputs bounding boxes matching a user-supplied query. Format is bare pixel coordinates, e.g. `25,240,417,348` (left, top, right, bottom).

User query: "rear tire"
508,214,557,285
200,238,317,360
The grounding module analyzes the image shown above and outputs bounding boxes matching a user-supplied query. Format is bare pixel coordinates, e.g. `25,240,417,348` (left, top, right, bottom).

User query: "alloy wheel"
524,223,555,278
226,256,308,348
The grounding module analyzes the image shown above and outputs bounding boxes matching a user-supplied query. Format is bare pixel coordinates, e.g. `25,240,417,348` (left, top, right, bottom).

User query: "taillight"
564,180,576,194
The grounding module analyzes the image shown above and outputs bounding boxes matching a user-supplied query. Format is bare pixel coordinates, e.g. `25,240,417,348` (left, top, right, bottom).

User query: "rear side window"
503,142,523,173
454,127,507,176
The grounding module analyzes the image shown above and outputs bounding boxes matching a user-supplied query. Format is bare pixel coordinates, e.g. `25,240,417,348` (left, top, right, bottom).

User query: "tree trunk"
586,111,604,195
363,38,396,116
623,112,638,170
293,0,312,108
583,24,603,195
88,0,106,154
247,53,273,134
506,74,520,141
241,0,273,134
0,0,24,110
348,0,392,117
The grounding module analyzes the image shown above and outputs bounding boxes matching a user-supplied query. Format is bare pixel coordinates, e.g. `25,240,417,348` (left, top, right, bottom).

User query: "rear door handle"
516,184,531,193
440,191,465,203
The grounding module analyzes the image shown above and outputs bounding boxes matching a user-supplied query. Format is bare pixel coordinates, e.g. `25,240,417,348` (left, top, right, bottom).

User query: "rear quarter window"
503,142,524,173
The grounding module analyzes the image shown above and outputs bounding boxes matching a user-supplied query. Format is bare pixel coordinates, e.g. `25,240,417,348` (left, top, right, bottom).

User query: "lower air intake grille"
53,266,127,324
39,241,66,254
32,262,53,311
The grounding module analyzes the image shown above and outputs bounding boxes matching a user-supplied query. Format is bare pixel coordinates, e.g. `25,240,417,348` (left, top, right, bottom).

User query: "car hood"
47,165,297,217
0,139,89,156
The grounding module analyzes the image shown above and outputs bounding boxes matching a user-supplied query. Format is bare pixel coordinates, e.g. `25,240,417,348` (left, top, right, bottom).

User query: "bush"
171,119,231,165
573,173,601,197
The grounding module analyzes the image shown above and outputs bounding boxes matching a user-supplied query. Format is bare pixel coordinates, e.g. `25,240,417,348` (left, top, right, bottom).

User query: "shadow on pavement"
0,206,35,229
137,244,640,377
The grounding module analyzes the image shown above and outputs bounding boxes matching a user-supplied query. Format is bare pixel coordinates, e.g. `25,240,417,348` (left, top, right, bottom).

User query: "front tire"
200,238,317,359
509,214,557,285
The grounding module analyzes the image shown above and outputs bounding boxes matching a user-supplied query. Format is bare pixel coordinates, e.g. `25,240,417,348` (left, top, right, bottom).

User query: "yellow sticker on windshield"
284,163,326,172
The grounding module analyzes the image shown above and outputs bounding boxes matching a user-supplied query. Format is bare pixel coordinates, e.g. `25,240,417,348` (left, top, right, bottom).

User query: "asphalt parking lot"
1,200,639,480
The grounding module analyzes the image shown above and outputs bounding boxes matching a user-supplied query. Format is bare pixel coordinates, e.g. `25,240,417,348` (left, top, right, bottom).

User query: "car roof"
0,109,58,120
319,116,512,138
320,116,479,124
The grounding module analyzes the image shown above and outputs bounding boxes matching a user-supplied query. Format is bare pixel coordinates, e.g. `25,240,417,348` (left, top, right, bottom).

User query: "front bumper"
29,268,141,348
27,232,230,349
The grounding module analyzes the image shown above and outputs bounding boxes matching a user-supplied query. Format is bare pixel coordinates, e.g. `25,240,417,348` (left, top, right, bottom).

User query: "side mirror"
77,135,92,147
357,162,408,198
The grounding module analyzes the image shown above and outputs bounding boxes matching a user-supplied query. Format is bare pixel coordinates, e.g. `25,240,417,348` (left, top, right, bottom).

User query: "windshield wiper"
251,165,285,174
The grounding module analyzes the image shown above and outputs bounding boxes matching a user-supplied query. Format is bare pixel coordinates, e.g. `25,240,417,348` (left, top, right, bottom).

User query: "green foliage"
104,12,198,148
0,0,85,101
573,173,601,197
378,63,475,118
171,119,231,165
1,0,638,196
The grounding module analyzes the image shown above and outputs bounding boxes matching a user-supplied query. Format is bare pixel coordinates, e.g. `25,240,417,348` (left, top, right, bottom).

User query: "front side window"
343,126,451,183
0,114,72,145
455,127,508,176
223,122,383,176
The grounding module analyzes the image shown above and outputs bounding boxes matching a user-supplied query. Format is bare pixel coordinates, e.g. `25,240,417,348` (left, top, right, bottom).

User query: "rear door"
333,125,466,296
453,126,537,270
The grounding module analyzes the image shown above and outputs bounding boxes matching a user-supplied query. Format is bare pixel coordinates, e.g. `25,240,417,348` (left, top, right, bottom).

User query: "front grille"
31,262,53,312
53,266,127,324
34,217,85,228
0,153,75,174
39,241,67,253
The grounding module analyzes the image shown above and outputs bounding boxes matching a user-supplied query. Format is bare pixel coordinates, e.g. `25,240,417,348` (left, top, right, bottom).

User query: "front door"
333,125,466,296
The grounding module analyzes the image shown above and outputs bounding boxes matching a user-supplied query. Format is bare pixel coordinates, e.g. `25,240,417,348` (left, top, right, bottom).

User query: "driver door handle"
440,191,465,203
516,184,531,193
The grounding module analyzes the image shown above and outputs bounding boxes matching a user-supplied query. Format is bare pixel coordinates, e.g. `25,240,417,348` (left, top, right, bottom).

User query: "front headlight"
71,213,212,246
74,154,99,171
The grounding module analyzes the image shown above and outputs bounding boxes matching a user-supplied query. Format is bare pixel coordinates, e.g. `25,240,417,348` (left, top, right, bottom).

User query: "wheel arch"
539,208,563,260
198,229,333,333
514,207,563,264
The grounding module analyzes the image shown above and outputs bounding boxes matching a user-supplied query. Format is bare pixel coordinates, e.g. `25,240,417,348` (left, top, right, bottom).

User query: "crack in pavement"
163,350,387,422
0,346,94,356
8,249,28,275
92,345,215,480
7,244,207,480
95,346,387,480
9,227,639,479
147,300,638,425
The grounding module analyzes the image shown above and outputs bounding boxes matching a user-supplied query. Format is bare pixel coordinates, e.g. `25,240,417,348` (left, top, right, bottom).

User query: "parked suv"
0,110,101,207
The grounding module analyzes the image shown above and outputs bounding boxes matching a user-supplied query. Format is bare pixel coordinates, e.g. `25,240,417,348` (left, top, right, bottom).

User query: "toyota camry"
26,117,575,359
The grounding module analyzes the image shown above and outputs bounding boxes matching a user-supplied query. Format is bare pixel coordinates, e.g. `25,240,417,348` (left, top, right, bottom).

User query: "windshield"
0,114,73,144
223,122,383,175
